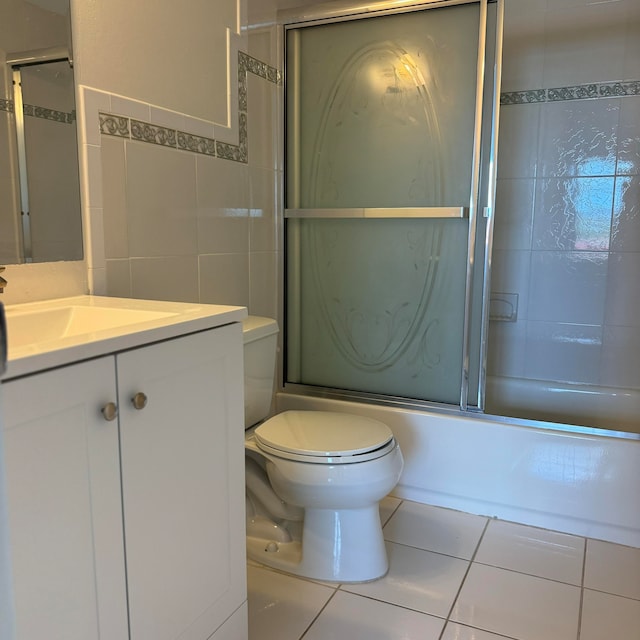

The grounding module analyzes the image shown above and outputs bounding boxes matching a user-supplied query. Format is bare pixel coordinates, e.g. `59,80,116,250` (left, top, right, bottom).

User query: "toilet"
242,316,404,583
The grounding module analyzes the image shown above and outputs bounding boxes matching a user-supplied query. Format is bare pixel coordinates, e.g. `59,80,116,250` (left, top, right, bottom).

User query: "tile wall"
487,0,640,425
97,46,282,322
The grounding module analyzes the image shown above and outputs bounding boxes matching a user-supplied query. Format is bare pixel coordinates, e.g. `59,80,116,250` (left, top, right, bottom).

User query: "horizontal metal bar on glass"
285,207,469,219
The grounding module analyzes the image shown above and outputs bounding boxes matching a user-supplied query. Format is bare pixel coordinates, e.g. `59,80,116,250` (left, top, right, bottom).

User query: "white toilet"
242,316,404,583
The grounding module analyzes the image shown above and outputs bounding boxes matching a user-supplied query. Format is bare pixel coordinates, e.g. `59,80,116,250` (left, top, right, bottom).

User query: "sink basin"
3,295,247,379
6,305,177,349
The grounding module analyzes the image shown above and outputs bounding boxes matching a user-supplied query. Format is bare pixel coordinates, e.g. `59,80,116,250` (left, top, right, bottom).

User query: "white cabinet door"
2,357,128,640
117,325,246,640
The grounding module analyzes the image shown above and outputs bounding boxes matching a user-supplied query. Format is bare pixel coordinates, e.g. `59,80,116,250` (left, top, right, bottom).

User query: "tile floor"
247,497,640,640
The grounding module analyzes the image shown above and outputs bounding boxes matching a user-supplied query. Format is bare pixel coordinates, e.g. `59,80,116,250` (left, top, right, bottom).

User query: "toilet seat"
253,410,395,464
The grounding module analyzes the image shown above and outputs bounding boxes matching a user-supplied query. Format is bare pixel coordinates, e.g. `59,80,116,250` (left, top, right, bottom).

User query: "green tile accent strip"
501,80,640,105
131,119,177,148
98,51,280,164
99,113,130,138
1,98,74,123
177,131,216,156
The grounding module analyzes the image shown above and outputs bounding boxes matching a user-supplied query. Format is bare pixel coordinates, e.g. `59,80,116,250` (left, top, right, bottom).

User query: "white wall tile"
601,325,640,388
196,155,250,254
537,100,619,178
110,95,150,121
542,2,628,87
199,253,250,307
532,177,614,251
130,256,199,302
101,136,129,259
125,142,198,257
617,96,640,176
249,167,277,252
249,251,277,318
105,258,132,298
491,249,532,321
528,251,608,324
247,73,276,171
496,105,540,179
486,321,527,378
612,176,640,251
605,252,640,327
524,321,602,384
493,179,535,251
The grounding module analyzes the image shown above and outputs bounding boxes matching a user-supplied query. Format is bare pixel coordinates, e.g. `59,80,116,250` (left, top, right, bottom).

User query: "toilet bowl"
243,318,404,583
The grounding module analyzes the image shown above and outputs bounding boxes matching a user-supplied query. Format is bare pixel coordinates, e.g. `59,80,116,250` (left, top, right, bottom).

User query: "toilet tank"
242,316,279,428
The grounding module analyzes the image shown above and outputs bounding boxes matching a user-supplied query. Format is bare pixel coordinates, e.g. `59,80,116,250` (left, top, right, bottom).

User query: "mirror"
0,0,83,264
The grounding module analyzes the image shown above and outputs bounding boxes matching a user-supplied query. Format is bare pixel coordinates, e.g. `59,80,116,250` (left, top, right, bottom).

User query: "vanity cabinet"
2,324,246,640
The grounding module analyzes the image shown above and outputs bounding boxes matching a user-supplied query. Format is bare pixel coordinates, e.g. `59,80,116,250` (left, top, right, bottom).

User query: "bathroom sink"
6,304,177,349
3,295,247,379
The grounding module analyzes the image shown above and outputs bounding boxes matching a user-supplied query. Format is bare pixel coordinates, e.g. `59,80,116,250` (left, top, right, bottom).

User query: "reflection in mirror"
0,0,83,264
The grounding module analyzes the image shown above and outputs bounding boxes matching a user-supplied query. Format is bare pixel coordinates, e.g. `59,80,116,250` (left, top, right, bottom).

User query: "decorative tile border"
501,80,640,105
0,98,75,123
99,113,130,138
99,51,280,164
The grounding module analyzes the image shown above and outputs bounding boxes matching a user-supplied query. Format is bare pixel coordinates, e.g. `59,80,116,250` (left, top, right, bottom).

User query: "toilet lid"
254,411,394,461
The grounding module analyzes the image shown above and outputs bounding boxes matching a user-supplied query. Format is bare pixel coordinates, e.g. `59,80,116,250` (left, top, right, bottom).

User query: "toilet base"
246,504,388,583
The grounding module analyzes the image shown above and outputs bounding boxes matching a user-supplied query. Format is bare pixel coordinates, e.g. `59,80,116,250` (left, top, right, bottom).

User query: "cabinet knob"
101,402,118,421
131,392,148,410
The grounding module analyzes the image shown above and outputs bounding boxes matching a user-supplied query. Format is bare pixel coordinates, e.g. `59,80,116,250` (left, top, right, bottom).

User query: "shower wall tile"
196,154,250,254
493,179,535,251
491,249,532,322
532,177,614,251
101,136,129,258
496,104,540,179
524,321,602,385
623,0,640,81
199,253,250,308
501,1,544,93
604,252,640,328
601,325,640,389
611,176,640,252
528,251,608,324
542,1,628,88
487,322,527,378
105,258,132,298
536,99,619,178
130,256,199,303
616,96,640,175
125,141,198,257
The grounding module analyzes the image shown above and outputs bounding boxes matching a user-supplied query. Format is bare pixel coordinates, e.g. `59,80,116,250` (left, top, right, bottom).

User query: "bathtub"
485,375,640,434
277,390,640,548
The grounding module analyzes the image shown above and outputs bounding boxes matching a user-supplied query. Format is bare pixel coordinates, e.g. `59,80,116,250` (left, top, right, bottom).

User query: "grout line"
298,588,340,640
437,517,491,640
576,538,588,640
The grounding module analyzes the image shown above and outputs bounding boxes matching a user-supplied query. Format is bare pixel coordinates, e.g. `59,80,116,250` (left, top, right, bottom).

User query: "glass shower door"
285,1,496,406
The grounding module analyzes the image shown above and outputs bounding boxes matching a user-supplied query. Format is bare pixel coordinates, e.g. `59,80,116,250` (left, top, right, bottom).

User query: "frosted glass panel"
287,3,480,209
288,218,468,403
286,2,484,405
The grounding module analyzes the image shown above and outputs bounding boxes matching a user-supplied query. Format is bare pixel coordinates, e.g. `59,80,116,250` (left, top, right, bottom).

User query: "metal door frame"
280,0,504,414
